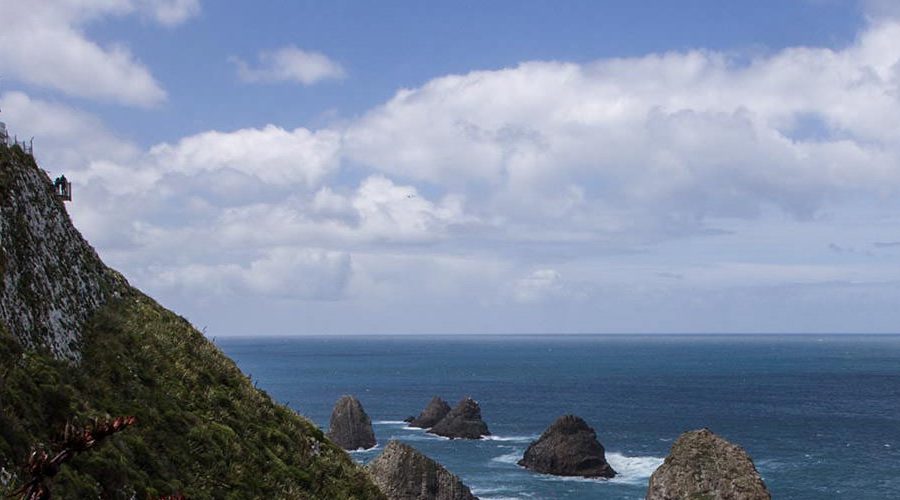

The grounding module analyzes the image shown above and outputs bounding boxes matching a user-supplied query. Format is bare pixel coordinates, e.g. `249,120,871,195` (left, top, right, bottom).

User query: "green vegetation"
0,143,384,498
0,291,384,499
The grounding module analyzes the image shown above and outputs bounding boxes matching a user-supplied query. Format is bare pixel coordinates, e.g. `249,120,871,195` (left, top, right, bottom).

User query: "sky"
2,0,900,335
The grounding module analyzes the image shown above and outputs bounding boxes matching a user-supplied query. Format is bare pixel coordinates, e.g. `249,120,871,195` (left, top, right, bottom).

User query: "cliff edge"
0,145,384,498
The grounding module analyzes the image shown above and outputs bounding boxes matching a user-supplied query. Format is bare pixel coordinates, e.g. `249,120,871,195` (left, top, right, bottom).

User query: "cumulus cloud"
148,125,343,187
150,248,352,300
16,17,900,332
137,0,201,26
0,91,139,169
0,0,199,106
232,46,346,85
345,22,900,245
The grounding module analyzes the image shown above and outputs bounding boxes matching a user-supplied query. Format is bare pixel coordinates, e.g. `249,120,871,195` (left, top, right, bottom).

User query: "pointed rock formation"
428,397,490,439
518,415,616,478
646,428,771,500
367,440,478,500
408,396,452,429
326,395,377,450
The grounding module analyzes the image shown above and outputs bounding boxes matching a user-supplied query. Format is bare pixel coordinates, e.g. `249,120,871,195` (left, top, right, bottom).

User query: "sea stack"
428,397,490,439
408,396,452,429
326,395,377,450
367,440,479,500
518,415,616,478
646,428,771,500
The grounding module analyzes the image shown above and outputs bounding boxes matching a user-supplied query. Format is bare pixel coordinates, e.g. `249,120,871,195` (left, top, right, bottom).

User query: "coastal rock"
408,396,452,428
518,415,616,478
367,440,478,500
428,397,490,439
646,428,771,500
0,147,128,361
326,395,377,450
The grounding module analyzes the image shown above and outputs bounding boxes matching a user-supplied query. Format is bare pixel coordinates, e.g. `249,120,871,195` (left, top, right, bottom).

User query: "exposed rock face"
0,141,385,498
327,395,377,450
428,397,490,439
518,415,616,478
408,396,452,429
0,147,127,361
646,429,771,500
367,440,478,500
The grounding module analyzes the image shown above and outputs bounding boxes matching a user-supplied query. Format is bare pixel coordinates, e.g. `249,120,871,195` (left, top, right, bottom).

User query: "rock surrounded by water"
408,396,452,429
428,397,490,439
646,428,771,500
367,440,479,500
518,415,617,478
326,395,377,450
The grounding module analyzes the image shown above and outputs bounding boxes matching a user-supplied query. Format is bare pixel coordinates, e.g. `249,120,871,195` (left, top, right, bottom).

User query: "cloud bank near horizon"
3,10,900,333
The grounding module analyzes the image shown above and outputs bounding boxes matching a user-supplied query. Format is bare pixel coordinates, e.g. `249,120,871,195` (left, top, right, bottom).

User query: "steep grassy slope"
0,144,384,498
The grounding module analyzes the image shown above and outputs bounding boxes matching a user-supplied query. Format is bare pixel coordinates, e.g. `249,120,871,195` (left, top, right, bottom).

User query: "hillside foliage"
0,144,383,499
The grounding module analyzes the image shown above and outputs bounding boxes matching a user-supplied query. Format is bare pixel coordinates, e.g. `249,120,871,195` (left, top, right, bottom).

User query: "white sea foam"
482,434,538,443
524,452,664,486
471,487,525,500
606,452,665,485
373,420,409,425
399,432,451,441
491,450,524,465
347,444,380,453
470,486,505,494
537,475,599,484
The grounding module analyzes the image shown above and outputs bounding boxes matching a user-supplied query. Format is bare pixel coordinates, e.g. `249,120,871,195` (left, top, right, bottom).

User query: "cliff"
0,146,127,361
0,144,384,498
326,395,377,450
518,415,616,478
366,441,478,500
427,397,489,440
646,428,770,500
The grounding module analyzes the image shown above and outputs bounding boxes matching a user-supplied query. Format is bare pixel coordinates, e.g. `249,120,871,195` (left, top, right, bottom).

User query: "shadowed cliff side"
0,145,385,498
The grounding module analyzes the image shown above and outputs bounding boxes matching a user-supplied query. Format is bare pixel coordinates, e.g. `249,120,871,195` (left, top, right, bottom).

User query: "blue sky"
2,0,900,334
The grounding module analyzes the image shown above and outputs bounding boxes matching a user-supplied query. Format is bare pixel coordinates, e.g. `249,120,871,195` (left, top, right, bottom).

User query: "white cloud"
0,0,200,106
345,21,900,244
150,248,352,300
15,18,900,332
148,125,342,186
232,46,346,85
137,0,201,26
512,269,567,303
0,91,139,169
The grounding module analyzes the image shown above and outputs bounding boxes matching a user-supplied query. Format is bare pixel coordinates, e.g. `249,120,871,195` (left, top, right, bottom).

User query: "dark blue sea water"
216,335,900,499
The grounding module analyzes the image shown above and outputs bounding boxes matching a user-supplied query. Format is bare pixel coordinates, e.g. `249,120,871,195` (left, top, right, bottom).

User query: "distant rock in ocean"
326,395,377,450
408,396,452,429
428,397,490,439
518,415,616,478
367,440,478,500
646,428,771,500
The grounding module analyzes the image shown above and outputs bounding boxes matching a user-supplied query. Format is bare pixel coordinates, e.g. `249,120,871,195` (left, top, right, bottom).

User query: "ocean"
216,335,900,499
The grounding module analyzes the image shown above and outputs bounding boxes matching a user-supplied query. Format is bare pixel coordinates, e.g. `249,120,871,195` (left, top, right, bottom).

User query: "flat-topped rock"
428,397,490,439
326,395,376,450
408,396,452,429
367,440,479,500
646,428,771,500
518,415,616,478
